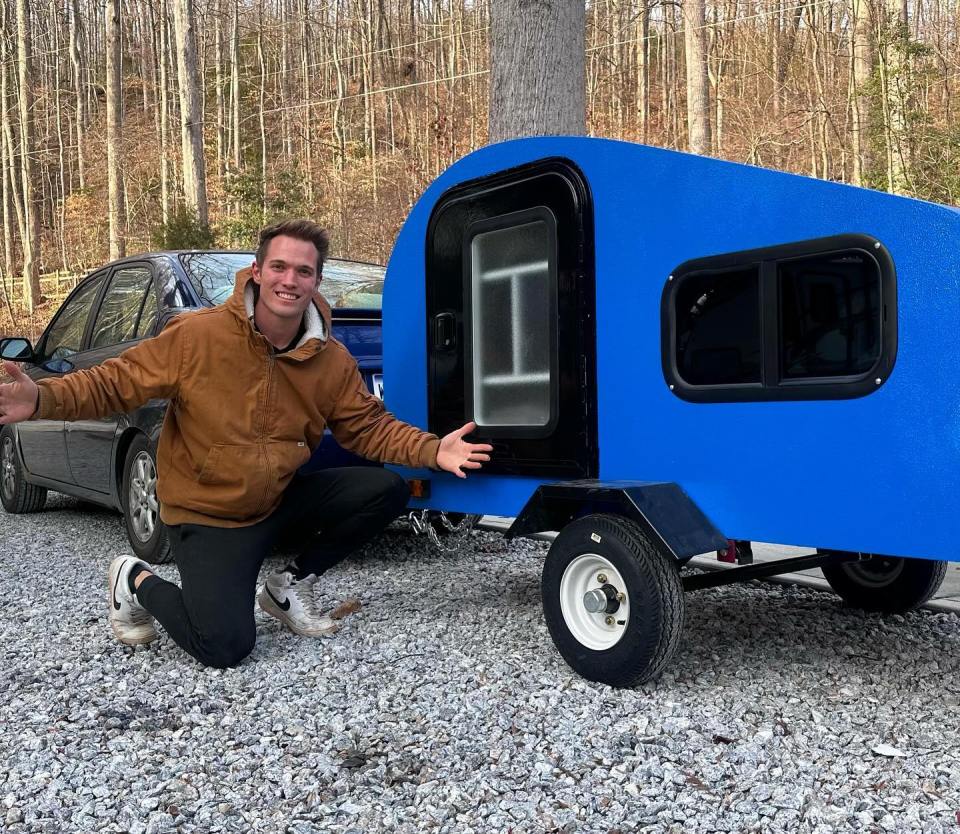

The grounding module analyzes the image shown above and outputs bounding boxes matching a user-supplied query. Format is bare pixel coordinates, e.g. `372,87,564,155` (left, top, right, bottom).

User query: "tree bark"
682,0,712,154
106,0,125,259
171,0,209,225
15,0,39,310
489,0,585,141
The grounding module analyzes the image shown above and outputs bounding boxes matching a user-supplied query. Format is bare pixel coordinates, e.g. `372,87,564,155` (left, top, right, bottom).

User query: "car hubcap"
843,555,904,588
128,450,159,543
559,553,630,650
1,436,16,500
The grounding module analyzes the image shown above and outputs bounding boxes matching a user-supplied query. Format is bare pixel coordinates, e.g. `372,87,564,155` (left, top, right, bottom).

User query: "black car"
0,251,384,563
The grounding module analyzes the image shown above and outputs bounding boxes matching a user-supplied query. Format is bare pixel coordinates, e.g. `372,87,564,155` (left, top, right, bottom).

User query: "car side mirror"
0,337,34,361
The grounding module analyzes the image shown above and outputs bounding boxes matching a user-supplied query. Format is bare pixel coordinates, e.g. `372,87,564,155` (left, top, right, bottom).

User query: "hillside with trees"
0,0,957,336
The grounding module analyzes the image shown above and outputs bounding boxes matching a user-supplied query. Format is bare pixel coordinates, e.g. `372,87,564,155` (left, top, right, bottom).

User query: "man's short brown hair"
256,219,330,277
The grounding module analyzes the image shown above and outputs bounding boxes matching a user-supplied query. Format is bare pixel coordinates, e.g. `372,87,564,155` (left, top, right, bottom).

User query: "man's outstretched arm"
0,316,187,425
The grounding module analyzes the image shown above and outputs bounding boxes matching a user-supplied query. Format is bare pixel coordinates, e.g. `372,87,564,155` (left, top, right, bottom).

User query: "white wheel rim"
1,436,16,500
559,553,630,650
128,450,159,543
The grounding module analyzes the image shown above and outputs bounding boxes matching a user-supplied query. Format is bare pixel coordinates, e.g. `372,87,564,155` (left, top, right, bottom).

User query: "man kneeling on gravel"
0,219,491,667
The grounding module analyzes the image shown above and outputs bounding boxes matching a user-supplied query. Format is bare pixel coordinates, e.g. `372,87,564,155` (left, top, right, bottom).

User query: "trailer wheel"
820,553,947,614
541,513,685,687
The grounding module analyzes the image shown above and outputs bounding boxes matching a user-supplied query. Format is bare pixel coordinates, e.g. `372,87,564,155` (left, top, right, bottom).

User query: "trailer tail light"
407,478,431,499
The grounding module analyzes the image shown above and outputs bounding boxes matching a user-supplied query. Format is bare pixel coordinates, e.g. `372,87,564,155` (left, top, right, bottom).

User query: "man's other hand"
436,421,492,479
0,361,39,425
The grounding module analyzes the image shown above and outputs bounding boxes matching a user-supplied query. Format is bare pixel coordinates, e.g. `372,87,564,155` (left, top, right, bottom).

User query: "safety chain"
407,510,480,552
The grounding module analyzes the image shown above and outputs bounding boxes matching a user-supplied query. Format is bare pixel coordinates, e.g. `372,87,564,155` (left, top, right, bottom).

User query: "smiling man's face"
251,234,321,324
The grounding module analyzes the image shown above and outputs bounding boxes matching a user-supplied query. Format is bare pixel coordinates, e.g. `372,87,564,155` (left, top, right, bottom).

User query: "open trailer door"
425,158,598,478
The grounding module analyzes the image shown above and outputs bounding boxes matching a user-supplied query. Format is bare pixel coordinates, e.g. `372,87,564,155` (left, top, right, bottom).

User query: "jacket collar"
227,266,331,356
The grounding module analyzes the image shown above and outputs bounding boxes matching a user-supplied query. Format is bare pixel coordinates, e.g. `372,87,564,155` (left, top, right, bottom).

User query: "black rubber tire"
0,426,47,514
820,552,947,614
121,434,172,564
542,513,685,687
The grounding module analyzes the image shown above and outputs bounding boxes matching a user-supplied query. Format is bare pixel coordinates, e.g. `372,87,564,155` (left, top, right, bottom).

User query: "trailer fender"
505,480,728,562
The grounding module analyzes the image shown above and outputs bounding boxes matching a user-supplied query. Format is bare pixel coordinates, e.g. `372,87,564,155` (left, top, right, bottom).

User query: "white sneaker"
108,556,158,645
258,572,338,638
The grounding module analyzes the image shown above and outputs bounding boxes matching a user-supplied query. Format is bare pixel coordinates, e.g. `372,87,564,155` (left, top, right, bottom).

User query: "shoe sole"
107,558,158,646
257,590,339,638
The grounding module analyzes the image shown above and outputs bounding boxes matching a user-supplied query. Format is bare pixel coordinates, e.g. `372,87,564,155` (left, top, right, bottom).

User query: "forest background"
0,0,957,338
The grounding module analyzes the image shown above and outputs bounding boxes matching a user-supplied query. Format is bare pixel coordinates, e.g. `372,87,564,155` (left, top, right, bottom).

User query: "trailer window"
662,234,896,402
675,266,761,385
467,210,558,429
779,252,881,379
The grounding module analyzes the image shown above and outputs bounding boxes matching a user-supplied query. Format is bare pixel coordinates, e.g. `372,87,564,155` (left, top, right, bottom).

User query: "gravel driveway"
1,496,959,833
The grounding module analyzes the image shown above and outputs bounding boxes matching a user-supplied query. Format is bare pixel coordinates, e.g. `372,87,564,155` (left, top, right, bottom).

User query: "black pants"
135,467,409,668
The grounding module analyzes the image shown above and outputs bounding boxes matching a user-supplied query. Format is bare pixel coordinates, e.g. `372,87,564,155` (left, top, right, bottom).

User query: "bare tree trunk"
15,0,39,310
106,0,125,259
159,0,171,225
0,0,13,283
257,0,267,218
69,0,86,191
683,0,712,154
171,0,209,225
489,0,585,140
215,0,226,179
636,0,650,142
231,0,241,171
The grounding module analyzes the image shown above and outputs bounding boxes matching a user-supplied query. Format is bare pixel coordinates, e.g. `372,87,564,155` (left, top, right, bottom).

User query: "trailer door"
426,158,597,478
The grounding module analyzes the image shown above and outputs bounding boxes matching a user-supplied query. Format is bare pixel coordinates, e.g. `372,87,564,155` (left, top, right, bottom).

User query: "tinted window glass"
136,284,159,338
90,266,153,349
779,252,881,378
324,261,385,309
469,218,555,427
675,267,761,385
41,273,106,361
180,253,253,305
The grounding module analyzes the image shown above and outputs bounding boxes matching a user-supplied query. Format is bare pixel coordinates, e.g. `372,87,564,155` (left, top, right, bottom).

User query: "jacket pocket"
193,443,269,520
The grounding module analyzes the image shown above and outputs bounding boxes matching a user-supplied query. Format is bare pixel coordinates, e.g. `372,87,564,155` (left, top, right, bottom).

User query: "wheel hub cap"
560,553,630,650
128,451,158,542
1,436,16,500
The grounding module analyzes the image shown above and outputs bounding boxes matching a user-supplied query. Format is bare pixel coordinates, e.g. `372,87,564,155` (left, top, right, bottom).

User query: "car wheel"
820,552,947,613
541,513,685,687
122,434,171,564
0,426,47,513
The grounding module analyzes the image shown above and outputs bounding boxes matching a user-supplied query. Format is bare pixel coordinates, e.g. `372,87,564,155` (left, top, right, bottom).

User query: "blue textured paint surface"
384,137,960,561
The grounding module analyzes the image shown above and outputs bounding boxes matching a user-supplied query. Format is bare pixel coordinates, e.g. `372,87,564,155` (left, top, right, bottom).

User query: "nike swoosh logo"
112,565,124,610
266,586,291,611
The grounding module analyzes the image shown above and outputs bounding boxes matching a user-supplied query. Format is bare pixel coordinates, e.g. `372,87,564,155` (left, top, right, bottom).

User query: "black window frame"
462,206,561,438
661,234,897,402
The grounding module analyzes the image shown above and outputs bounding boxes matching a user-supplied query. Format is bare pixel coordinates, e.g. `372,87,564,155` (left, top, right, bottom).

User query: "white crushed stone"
1,494,959,833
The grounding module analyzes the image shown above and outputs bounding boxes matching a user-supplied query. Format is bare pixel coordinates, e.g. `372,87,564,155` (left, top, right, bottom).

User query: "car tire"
820,552,947,614
122,434,171,565
541,513,685,687
0,426,47,514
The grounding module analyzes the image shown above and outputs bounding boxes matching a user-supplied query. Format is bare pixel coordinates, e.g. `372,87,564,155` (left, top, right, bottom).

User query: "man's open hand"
436,421,492,478
0,361,39,425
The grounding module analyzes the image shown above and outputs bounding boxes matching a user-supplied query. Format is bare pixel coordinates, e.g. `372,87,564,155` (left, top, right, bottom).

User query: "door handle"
433,312,456,352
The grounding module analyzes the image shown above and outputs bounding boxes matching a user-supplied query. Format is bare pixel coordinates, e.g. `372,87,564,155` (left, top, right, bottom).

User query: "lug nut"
597,573,608,583
617,592,626,603
604,616,615,626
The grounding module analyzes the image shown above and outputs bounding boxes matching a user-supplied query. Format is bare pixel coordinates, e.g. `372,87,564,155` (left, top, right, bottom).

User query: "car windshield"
179,252,384,309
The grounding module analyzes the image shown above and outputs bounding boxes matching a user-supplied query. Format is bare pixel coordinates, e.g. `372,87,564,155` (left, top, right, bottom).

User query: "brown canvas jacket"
33,268,439,527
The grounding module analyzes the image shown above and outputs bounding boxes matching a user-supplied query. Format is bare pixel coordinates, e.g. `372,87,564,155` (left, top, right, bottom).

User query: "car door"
18,271,109,484
65,263,159,493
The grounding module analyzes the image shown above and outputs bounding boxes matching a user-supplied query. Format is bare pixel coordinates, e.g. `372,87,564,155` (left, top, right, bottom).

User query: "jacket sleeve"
325,350,439,469
33,315,188,422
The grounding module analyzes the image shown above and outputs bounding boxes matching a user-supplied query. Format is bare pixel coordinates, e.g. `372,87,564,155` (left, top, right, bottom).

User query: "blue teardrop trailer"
382,136,958,686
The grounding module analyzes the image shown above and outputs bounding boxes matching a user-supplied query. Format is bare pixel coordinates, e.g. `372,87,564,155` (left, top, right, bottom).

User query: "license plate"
371,373,384,400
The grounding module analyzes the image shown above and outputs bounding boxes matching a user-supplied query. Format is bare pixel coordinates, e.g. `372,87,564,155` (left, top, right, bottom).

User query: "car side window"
39,272,107,362
135,283,159,339
89,266,155,350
